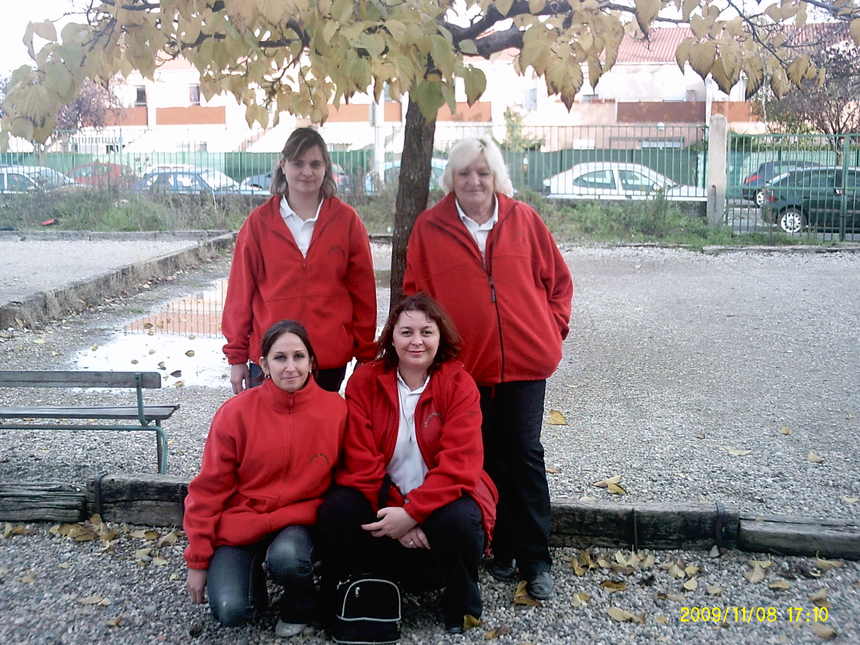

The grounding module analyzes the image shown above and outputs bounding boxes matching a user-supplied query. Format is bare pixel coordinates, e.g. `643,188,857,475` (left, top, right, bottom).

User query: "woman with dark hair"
185,320,346,638
317,293,497,635
222,127,376,394
404,137,573,601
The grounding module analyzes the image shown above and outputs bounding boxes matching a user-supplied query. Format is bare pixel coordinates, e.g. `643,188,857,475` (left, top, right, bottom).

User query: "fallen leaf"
106,616,124,627
90,345,99,351
684,565,699,576
706,585,723,596
656,592,685,602
807,451,825,464
749,559,773,568
600,580,627,593
570,558,586,577
513,580,540,606
463,614,481,631
571,592,590,607
134,548,152,561
20,574,35,583
695,432,705,439
157,530,178,547
185,349,195,357
640,554,655,569
593,475,622,488
726,448,752,456
79,595,109,605
810,623,837,640
607,607,644,623
596,558,611,569
842,496,859,504
809,589,830,608
483,625,511,639
769,579,791,590
607,482,627,495
778,426,792,435
744,564,766,583
709,545,721,558
545,466,560,474
668,563,686,579
130,529,159,540
152,557,169,567
682,577,698,591
815,559,843,571
33,338,45,344
655,615,669,625
58,562,71,569
174,380,185,388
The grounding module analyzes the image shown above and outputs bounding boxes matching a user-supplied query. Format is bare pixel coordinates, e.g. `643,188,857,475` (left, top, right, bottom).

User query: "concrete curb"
0,232,236,330
1,476,857,560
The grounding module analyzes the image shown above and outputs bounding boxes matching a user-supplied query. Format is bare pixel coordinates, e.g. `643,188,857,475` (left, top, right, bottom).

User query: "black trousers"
317,486,484,628
479,380,552,577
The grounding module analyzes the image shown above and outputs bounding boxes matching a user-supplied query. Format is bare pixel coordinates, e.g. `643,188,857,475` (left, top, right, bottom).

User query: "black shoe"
487,559,518,583
526,571,554,600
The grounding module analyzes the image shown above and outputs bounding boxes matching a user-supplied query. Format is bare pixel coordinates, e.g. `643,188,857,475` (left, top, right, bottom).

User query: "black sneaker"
525,571,554,600
486,559,518,583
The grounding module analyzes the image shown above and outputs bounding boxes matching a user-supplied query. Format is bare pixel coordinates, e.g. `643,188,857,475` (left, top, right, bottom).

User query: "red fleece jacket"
183,377,346,569
335,360,497,543
404,192,573,385
222,195,377,369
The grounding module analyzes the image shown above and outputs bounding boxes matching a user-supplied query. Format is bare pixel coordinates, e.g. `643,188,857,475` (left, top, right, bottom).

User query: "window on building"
189,85,200,106
523,88,537,111
135,86,147,107
580,94,600,103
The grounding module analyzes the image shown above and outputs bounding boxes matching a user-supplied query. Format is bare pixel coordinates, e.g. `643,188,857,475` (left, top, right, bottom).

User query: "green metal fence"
727,132,860,241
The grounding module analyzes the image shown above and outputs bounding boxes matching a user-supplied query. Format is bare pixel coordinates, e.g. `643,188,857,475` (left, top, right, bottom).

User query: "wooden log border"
0,477,857,560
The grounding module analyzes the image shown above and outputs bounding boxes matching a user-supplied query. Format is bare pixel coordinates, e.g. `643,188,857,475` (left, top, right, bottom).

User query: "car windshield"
24,167,73,189
199,169,240,190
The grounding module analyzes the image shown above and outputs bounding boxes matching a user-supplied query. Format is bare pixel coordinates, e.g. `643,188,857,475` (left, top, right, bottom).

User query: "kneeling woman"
184,320,345,638
318,294,497,634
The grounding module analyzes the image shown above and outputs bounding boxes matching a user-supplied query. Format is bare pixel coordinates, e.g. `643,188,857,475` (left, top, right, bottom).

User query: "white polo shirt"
387,372,430,496
456,196,498,257
280,196,322,257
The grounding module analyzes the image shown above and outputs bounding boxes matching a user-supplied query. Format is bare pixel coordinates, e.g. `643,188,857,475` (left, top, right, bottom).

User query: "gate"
727,132,860,241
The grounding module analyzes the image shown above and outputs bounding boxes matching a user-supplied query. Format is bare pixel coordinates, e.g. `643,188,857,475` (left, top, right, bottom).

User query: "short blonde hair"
442,137,514,197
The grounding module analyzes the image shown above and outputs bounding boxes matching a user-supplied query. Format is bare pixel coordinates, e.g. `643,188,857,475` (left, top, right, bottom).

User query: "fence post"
706,114,728,226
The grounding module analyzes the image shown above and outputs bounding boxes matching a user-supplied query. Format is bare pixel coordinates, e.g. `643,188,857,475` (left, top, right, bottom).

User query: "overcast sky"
0,1,85,76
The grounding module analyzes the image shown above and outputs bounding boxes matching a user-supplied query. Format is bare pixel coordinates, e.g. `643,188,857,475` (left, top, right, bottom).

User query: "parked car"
134,167,269,204
741,160,821,206
241,162,354,195
68,162,136,189
0,165,82,194
760,166,859,234
542,162,706,202
363,159,447,195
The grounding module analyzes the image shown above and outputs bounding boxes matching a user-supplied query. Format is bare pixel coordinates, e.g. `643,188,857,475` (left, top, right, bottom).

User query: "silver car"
542,162,705,202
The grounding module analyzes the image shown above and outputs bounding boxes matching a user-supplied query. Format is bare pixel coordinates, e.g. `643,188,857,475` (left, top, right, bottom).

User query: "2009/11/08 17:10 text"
679,606,830,623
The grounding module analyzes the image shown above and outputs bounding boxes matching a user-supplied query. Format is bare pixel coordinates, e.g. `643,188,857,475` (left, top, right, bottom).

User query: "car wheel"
778,208,805,234
754,190,766,207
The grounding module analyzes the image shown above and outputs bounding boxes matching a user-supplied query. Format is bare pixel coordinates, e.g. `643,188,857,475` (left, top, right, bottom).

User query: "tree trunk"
389,98,437,310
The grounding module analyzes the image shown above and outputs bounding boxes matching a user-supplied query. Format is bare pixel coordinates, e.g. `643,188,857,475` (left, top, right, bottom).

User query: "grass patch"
0,188,832,248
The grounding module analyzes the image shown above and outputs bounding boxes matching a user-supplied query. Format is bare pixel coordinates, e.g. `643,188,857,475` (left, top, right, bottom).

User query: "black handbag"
332,576,401,645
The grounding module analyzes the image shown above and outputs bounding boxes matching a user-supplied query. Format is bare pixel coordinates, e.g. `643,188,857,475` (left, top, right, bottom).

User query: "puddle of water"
74,279,231,389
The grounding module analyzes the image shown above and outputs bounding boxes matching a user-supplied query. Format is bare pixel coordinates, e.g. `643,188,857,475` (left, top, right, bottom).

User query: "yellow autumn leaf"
105,616,124,627
778,426,792,435
706,585,723,596
842,496,859,504
79,595,110,605
810,623,837,640
807,451,825,464
20,574,35,583
600,580,627,592
815,559,843,571
152,557,169,567
593,474,622,488
744,564,765,583
682,577,698,591
810,588,829,607
769,579,791,591
655,615,669,625
571,592,590,607
185,349,195,357
547,409,567,425
570,558,586,576
513,580,540,606
607,482,627,495
684,565,699,576
749,559,773,568
545,466,560,474
668,563,686,579
463,614,481,631
607,606,644,623
134,548,152,561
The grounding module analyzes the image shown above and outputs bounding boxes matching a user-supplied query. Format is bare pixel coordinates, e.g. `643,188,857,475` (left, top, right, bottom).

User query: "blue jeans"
207,525,316,626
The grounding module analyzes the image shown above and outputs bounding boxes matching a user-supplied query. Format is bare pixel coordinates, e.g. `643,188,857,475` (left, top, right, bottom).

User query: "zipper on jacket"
485,222,506,382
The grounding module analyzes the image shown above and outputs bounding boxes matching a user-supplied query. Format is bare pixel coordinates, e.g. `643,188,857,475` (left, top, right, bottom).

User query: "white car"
542,162,706,202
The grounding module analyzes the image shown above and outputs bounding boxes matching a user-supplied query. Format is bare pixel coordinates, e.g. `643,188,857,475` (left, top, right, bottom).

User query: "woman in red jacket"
317,294,497,635
185,320,346,638
222,127,376,394
403,137,573,601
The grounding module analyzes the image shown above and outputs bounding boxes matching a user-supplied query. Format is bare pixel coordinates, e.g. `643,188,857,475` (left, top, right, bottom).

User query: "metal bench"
0,371,178,474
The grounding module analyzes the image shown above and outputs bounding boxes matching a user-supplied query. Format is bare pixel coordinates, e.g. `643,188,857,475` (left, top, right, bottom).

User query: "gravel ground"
0,244,858,643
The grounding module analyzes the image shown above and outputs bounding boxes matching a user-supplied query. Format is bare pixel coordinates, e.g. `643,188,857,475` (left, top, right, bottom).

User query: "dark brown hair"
260,319,318,377
270,127,337,199
377,293,461,371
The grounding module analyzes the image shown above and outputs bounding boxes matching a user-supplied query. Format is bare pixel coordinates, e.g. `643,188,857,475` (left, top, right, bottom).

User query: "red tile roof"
616,27,693,64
